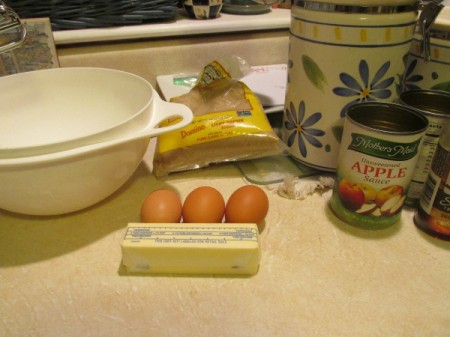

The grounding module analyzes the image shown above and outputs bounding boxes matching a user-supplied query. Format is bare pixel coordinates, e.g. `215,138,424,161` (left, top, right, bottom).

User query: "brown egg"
141,189,182,223
225,185,269,227
182,186,225,223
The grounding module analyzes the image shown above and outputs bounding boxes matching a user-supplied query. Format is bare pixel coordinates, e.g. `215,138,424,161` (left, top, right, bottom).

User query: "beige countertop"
1,154,449,337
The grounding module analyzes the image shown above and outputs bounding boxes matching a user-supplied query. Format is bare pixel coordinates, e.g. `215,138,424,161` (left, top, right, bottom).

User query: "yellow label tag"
196,60,231,86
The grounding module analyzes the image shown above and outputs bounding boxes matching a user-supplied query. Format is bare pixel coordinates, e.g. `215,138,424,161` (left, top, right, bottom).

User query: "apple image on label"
375,185,404,208
357,183,377,203
356,203,377,215
381,194,406,216
338,179,365,211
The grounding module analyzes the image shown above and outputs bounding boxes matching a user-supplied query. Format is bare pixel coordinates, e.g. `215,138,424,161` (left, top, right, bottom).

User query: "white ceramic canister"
403,2,450,92
283,0,419,171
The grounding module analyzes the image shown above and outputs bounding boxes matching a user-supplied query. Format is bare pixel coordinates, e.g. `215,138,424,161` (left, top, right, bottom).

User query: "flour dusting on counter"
276,175,334,200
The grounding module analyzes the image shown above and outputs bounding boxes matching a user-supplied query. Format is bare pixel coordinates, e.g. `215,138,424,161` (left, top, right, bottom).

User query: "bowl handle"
0,94,194,164
144,93,193,137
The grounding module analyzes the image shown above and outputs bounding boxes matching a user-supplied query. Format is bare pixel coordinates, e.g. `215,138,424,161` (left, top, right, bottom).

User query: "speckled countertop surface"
1,149,449,336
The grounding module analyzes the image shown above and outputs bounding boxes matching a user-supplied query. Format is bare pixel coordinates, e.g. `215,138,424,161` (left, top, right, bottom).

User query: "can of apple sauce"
331,102,428,229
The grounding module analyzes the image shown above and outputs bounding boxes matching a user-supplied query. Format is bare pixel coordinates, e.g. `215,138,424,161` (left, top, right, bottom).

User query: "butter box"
121,223,261,275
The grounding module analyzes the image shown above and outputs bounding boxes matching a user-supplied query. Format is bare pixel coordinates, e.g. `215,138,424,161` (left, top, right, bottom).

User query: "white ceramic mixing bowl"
0,67,164,158
0,69,193,216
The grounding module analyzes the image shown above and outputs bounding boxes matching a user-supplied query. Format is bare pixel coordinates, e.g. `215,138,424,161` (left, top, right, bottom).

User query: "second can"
399,89,450,206
331,102,428,229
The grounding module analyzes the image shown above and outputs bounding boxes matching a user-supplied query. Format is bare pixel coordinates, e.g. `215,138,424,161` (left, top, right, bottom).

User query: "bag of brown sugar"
153,56,287,177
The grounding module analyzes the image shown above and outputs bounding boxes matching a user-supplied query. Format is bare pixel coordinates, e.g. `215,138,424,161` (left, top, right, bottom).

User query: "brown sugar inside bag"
153,60,286,177
172,78,253,116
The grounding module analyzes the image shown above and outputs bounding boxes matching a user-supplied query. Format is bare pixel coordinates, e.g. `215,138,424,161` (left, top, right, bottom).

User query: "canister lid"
297,0,418,5
294,0,419,13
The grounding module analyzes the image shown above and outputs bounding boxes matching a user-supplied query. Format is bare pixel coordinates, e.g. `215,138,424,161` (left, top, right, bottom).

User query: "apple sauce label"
331,112,426,229
346,133,420,186
348,134,421,161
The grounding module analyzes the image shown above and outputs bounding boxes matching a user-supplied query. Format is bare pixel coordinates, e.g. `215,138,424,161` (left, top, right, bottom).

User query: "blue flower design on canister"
401,59,424,92
284,100,325,158
333,60,395,117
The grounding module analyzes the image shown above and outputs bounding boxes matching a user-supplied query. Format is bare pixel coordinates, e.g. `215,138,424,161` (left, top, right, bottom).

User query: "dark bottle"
414,121,450,241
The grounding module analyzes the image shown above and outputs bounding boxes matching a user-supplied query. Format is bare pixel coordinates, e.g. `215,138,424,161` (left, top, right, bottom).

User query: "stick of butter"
121,223,261,275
